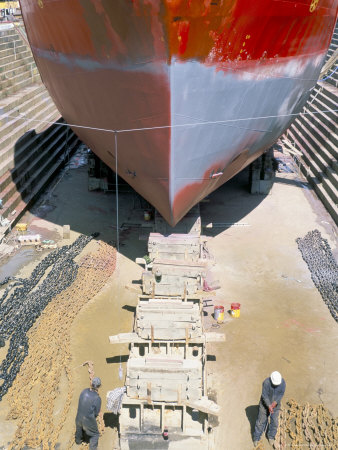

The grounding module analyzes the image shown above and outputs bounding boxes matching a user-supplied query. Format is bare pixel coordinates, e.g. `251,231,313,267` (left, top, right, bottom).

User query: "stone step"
0,89,50,127
0,28,17,36
0,114,63,186
0,53,34,74
0,64,39,90
0,93,54,142
0,83,45,114
293,151,337,225
7,121,67,185
1,134,80,222
288,124,334,176
288,129,337,208
0,72,41,99
0,34,21,45
0,127,73,205
0,100,59,171
301,108,338,152
322,173,338,204
294,115,338,162
325,76,338,89
299,164,338,225
0,43,28,59
310,179,338,225
312,84,338,108
307,96,338,130
0,48,32,66
319,68,338,85
326,165,338,188
0,57,37,82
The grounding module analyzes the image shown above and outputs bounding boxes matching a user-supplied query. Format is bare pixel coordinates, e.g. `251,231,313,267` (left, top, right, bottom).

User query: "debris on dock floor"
5,240,115,449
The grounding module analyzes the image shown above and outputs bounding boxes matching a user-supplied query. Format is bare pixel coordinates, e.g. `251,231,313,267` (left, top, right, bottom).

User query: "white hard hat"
270,371,282,385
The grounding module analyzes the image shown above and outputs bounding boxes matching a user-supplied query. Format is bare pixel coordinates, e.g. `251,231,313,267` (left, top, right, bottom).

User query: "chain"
275,399,338,449
0,234,96,400
296,230,338,322
5,240,115,449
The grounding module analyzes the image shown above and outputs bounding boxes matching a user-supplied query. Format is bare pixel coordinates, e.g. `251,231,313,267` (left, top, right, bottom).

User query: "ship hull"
19,0,338,225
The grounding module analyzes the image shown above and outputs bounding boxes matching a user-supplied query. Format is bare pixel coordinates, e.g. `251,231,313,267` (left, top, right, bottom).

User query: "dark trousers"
75,419,99,450
253,401,280,441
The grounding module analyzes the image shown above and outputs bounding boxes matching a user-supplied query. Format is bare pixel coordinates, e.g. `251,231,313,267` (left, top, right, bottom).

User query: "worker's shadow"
245,405,259,435
103,412,119,430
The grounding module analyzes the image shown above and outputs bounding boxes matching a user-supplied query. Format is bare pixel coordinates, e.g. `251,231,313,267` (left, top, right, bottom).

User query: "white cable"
0,108,337,135
114,132,119,254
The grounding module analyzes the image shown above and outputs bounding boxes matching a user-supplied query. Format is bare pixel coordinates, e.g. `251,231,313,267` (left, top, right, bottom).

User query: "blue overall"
253,377,286,441
75,388,101,450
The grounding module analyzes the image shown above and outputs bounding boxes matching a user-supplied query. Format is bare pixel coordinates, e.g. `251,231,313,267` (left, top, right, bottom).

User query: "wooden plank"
147,382,151,404
152,259,207,268
177,384,182,405
139,303,197,310
182,405,186,433
205,332,226,343
109,332,139,344
137,309,199,317
110,334,212,345
139,318,199,326
161,404,164,432
127,376,201,386
184,397,221,416
140,403,144,431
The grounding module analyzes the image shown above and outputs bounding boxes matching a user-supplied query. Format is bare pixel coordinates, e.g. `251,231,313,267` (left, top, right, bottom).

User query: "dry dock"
0,152,336,449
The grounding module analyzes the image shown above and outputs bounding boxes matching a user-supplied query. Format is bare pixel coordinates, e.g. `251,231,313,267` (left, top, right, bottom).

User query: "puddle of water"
66,146,88,170
0,248,35,282
32,203,56,219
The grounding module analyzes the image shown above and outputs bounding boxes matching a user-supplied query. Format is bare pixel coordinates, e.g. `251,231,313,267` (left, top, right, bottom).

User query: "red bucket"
231,303,241,318
231,303,240,310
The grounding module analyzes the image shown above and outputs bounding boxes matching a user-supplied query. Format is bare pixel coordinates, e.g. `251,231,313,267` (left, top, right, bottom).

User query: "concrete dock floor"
0,156,337,450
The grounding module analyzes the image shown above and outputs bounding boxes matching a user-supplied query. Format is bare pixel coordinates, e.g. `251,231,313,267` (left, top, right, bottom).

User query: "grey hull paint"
170,53,325,206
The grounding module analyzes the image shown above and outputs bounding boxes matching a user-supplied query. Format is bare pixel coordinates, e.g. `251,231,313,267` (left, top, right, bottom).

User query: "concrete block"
62,224,70,239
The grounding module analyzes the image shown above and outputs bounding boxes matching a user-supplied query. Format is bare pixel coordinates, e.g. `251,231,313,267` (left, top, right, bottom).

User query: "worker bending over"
75,377,102,449
253,371,286,447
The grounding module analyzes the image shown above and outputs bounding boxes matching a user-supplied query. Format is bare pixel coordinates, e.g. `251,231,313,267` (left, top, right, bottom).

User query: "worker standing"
75,377,102,449
253,371,286,447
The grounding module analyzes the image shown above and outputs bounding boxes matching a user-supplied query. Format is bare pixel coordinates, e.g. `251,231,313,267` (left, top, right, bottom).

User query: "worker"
75,377,102,449
253,371,286,447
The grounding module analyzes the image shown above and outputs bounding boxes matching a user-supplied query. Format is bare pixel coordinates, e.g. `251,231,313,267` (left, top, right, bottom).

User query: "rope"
114,132,119,254
319,64,338,82
0,108,337,136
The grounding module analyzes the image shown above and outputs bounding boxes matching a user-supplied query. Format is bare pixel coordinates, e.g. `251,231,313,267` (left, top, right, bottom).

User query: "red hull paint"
19,0,338,225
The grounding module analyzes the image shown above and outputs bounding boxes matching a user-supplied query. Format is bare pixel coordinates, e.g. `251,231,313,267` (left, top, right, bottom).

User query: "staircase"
0,24,80,236
282,21,338,225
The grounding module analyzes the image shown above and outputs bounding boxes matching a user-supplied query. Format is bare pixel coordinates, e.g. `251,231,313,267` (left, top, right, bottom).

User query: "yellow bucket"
16,223,27,231
144,211,151,221
231,303,241,318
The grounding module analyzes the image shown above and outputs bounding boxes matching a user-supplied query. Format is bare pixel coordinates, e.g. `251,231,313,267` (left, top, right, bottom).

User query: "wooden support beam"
109,332,225,345
161,404,164,432
184,397,221,416
177,384,182,405
140,403,144,432
147,382,152,405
